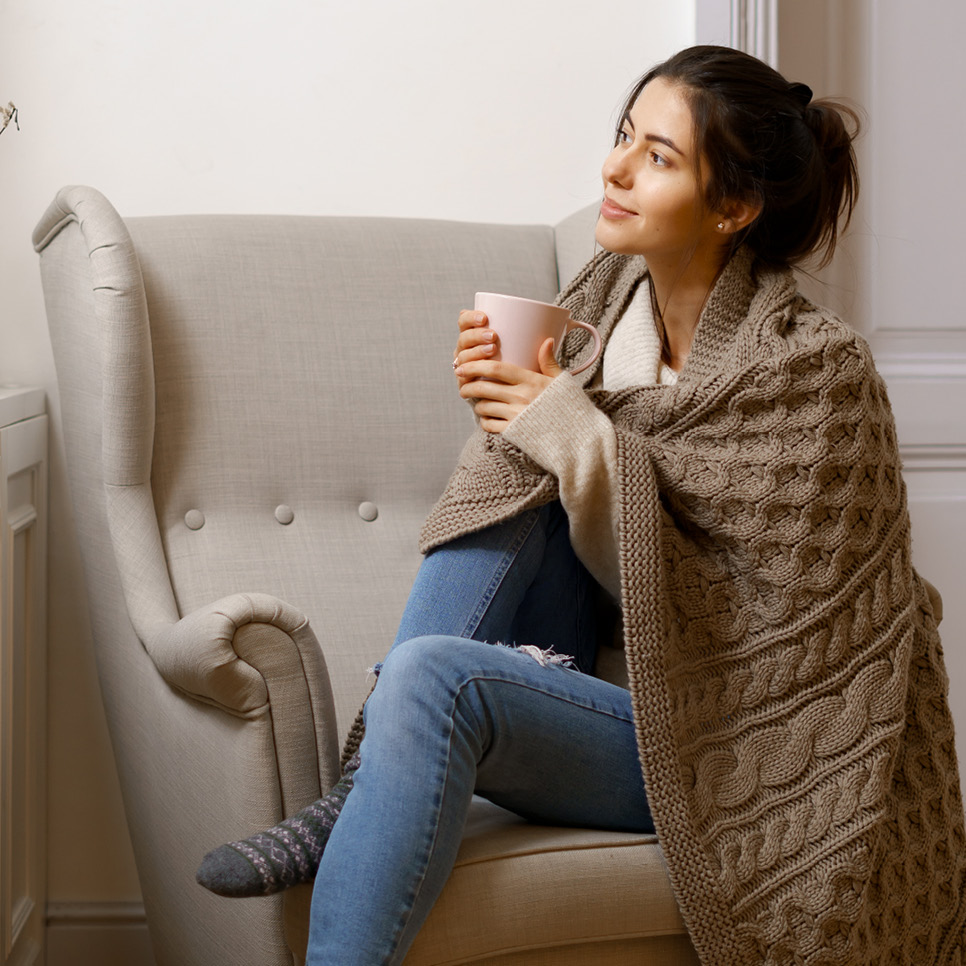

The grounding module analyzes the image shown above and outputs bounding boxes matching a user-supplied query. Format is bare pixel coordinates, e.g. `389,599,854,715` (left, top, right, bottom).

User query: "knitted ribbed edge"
339,681,375,772
617,433,739,964
340,706,365,772
615,434,742,962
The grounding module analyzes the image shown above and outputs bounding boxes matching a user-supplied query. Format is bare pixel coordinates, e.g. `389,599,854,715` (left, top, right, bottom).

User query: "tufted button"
184,509,205,530
275,504,295,525
358,501,378,522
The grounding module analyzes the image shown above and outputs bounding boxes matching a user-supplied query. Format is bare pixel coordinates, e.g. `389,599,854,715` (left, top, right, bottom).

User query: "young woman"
199,46,966,965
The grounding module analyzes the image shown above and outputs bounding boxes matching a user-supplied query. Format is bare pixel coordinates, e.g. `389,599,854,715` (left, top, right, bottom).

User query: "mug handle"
564,320,603,375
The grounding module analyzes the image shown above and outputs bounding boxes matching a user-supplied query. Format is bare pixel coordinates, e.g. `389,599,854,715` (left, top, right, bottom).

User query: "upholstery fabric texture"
421,247,966,965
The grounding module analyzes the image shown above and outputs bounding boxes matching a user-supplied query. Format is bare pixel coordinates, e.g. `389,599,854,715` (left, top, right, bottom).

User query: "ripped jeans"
305,502,653,965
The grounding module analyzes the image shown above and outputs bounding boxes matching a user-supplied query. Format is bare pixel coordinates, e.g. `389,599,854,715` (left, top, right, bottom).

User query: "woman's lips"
600,197,636,219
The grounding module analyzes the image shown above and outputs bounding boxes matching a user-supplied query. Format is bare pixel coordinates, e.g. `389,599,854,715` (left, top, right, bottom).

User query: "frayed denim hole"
494,642,576,670
366,662,384,684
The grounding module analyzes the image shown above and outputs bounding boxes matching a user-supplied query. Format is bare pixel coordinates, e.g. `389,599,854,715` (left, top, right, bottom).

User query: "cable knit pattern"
420,247,966,965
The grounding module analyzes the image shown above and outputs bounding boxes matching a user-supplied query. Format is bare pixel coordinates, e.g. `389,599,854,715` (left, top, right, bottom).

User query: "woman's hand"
453,311,562,433
454,310,499,371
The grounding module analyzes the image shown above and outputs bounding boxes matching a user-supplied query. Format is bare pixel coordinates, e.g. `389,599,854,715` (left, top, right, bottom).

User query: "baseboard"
45,902,156,966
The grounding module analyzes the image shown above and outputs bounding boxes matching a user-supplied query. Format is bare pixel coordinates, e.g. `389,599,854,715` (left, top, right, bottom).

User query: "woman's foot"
196,752,360,897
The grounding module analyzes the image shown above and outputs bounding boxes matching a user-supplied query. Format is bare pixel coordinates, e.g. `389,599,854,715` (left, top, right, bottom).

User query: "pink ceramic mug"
473,292,603,375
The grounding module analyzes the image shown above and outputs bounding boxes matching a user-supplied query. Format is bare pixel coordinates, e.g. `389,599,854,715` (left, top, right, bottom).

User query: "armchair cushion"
286,798,700,966
407,798,698,965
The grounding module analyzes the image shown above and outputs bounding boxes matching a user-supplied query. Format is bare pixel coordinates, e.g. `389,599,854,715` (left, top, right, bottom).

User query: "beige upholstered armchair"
33,186,700,966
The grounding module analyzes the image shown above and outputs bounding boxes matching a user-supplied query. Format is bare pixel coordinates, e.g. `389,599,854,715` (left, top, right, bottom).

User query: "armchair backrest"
34,187,599,964
35,186,594,739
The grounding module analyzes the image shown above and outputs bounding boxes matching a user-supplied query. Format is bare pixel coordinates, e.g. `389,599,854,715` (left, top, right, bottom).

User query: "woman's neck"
647,251,725,371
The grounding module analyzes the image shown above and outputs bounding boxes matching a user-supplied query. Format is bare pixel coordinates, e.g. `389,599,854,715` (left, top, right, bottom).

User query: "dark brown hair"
620,45,860,268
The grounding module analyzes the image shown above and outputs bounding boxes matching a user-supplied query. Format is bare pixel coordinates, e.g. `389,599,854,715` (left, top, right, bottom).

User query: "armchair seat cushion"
289,797,698,965
410,798,696,964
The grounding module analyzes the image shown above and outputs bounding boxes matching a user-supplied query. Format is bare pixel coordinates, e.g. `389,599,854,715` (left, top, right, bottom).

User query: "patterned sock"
196,751,360,897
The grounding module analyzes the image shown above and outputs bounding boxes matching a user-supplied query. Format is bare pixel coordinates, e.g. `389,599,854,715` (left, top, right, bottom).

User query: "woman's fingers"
466,390,535,433
454,311,498,369
455,359,528,385
467,396,515,433
458,309,487,331
455,330,497,362
459,378,515,403
458,362,550,401
457,358,554,432
453,315,553,431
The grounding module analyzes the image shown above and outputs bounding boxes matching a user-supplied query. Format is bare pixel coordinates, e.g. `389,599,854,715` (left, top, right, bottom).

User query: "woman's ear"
716,199,762,235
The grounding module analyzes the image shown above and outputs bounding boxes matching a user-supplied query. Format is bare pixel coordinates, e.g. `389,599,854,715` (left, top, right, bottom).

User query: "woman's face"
595,77,724,266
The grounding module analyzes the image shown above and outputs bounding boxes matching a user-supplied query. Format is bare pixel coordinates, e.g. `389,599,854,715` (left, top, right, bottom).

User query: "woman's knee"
370,636,478,712
381,634,466,676
364,636,491,751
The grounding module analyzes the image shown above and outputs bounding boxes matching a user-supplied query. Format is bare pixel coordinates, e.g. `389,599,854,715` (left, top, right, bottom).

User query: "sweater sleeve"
501,372,621,599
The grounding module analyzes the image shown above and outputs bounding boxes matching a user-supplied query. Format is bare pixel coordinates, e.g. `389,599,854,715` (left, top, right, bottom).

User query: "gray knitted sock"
196,751,360,897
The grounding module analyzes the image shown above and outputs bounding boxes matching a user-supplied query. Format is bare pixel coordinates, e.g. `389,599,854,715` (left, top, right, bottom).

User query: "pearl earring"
717,221,725,230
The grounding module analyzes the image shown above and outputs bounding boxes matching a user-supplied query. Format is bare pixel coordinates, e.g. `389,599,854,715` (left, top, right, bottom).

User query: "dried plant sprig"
1,102,19,136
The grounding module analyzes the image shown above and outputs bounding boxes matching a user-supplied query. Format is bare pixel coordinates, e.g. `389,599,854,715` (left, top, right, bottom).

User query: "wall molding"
695,0,778,65
46,902,155,966
900,445,966,473
872,359,966,458
46,900,147,925
731,0,778,65
875,356,966,380
860,2,966,344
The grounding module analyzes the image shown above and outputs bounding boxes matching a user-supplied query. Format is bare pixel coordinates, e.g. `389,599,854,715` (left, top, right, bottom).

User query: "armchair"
33,186,699,965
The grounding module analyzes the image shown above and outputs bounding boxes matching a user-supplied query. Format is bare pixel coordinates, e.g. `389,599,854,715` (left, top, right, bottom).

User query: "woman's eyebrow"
645,133,685,157
620,114,686,158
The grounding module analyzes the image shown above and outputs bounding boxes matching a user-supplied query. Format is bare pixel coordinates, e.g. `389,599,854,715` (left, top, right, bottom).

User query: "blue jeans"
305,502,652,965
392,499,600,673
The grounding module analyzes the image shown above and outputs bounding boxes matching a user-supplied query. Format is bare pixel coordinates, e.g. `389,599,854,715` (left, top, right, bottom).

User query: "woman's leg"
394,500,598,673
306,636,650,966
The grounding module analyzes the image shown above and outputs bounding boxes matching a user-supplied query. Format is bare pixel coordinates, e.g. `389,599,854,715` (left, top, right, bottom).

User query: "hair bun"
789,82,813,108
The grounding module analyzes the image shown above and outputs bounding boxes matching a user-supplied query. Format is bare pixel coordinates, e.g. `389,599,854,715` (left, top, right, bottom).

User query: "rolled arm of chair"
144,591,334,716
143,591,343,806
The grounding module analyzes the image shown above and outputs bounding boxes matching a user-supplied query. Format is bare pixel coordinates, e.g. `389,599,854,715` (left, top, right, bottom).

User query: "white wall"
0,0,693,933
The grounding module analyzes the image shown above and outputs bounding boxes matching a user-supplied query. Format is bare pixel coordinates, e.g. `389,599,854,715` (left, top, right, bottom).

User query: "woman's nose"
602,146,630,187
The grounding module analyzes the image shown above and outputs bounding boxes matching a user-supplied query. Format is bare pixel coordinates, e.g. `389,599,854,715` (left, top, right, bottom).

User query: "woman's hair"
620,45,860,268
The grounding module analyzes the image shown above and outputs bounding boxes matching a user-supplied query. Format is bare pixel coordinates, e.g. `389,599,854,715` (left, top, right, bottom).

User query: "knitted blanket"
420,248,966,965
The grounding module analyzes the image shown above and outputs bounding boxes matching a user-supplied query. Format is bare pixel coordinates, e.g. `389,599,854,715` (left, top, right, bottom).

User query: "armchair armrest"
145,592,342,803
144,592,324,713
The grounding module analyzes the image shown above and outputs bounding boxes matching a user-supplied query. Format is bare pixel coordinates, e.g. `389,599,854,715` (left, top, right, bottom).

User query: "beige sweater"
421,248,966,965
502,278,676,598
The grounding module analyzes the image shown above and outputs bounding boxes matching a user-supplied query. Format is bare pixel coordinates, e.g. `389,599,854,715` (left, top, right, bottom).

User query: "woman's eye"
650,150,669,167
617,128,632,144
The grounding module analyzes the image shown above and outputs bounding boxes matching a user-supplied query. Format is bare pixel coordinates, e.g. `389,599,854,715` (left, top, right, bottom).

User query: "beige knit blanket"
421,248,966,964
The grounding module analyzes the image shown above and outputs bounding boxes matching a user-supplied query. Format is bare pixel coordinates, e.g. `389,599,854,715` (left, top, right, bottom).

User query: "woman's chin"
594,223,637,256
594,219,623,254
